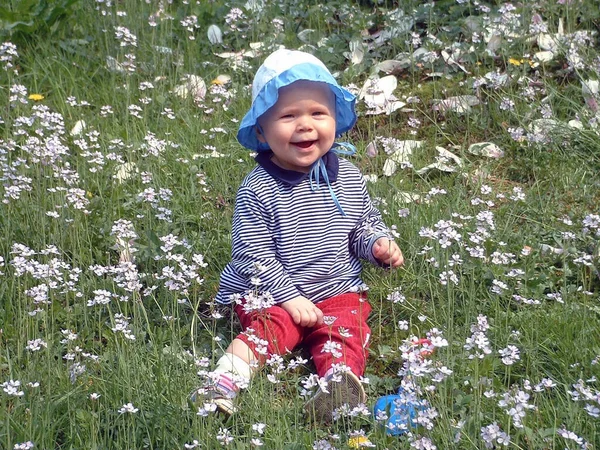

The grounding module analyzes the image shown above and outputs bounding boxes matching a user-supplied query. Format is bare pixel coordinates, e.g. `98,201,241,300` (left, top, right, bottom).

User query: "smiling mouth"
293,140,316,149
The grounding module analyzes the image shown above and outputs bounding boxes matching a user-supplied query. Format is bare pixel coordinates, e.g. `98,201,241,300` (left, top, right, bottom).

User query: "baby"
197,48,403,422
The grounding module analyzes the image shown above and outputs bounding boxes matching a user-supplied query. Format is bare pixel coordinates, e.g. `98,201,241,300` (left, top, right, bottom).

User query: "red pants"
234,293,371,377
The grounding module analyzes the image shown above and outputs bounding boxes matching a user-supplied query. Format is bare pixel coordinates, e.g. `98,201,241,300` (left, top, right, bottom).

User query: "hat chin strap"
309,142,357,216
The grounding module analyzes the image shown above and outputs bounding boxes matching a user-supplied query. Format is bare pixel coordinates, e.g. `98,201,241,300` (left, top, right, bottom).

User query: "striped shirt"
215,151,391,305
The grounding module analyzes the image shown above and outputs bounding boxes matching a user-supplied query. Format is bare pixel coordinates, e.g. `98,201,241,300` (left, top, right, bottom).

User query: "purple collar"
255,150,339,186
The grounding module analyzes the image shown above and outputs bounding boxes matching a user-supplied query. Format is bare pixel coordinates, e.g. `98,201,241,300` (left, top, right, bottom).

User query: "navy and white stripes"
215,157,391,305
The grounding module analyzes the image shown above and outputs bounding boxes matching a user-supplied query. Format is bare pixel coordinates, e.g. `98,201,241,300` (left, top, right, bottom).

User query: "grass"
1,0,600,448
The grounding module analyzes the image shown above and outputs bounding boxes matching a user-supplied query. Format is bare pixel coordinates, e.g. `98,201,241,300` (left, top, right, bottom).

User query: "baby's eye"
312,111,326,116
280,114,294,119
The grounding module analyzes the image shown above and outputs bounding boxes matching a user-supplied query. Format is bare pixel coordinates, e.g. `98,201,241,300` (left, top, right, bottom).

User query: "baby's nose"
296,115,313,130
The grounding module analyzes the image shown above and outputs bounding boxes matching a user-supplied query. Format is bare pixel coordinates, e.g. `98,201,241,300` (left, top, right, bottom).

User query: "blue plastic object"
373,388,424,436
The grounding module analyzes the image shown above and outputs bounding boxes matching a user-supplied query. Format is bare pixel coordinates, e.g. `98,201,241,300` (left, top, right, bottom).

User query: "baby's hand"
281,296,324,327
372,238,404,268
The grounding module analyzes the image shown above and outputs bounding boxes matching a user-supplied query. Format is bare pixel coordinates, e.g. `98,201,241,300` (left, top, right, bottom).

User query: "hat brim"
237,63,357,151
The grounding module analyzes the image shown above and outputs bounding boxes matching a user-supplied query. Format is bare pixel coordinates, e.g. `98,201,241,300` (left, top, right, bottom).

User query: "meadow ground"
1,0,600,448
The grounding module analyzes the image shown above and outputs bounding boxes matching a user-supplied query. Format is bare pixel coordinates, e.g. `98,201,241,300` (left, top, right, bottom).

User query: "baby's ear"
255,126,267,143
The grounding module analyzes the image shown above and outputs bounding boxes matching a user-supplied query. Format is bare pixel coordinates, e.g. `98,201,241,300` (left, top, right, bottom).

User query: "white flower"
321,340,342,358
387,287,405,303
338,327,353,338
2,379,24,397
584,404,600,418
409,436,437,450
252,423,266,434
118,402,139,414
323,316,337,326
216,427,234,445
25,338,47,352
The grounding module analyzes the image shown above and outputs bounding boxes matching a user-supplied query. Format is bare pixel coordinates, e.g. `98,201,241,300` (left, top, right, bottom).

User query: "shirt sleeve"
229,186,302,303
348,177,393,267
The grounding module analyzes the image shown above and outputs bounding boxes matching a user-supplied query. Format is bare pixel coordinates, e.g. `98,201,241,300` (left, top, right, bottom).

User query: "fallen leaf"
537,33,559,52
467,142,504,159
558,17,564,35
441,49,469,74
436,147,463,167
173,75,207,101
581,79,599,97
211,74,231,85
540,244,564,255
359,75,397,101
106,56,125,73
297,29,316,43
568,119,583,129
415,161,457,175
394,192,422,204
344,40,364,65
415,147,463,175
375,59,411,74
486,33,502,55
365,100,406,116
207,24,223,45
381,139,423,155
382,141,421,176
464,15,482,33
529,119,561,135
388,145,416,163
116,237,135,263
70,120,86,136
426,72,446,78
114,162,137,183
433,95,479,114
244,0,264,12
382,159,397,176
365,141,378,157
360,75,406,115
534,51,554,63
567,52,584,69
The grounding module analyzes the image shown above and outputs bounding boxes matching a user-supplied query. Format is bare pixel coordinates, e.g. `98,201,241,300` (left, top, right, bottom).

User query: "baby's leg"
305,293,372,377
304,293,371,422
197,304,304,415
233,303,304,363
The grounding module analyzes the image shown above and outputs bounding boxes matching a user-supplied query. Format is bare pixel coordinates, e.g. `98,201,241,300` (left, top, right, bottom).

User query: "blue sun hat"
237,48,357,152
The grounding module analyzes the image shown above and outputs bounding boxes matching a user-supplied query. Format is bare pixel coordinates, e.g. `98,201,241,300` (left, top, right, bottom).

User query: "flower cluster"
497,386,536,429
481,422,510,448
0,41,18,72
464,315,492,359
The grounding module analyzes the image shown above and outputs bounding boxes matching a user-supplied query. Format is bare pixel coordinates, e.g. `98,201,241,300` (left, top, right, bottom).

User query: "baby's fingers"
314,307,324,326
289,307,303,325
372,240,388,259
390,247,404,267
300,307,317,327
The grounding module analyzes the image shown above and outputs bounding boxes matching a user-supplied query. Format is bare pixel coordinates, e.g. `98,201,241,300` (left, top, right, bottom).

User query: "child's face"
257,80,336,173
